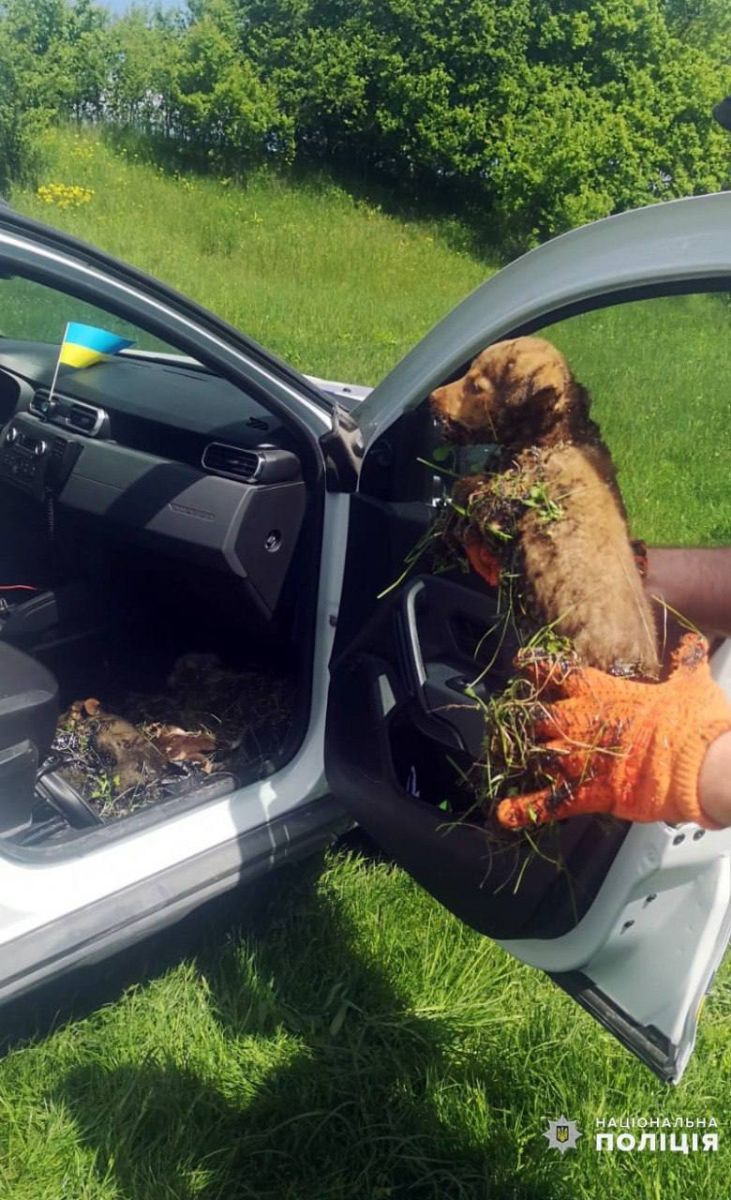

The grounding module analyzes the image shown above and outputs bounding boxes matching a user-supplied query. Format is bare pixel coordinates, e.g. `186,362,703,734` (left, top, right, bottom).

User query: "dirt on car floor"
49,653,294,820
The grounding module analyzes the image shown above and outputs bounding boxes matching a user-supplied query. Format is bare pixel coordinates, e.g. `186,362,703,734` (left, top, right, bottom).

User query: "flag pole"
46,322,68,408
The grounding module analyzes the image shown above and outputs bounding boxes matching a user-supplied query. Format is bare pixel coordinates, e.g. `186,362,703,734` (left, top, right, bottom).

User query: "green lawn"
16,127,490,387
13,128,729,546
1,127,729,1198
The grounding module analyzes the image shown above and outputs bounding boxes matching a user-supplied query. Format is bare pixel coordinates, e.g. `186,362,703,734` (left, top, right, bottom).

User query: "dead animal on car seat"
430,336,659,679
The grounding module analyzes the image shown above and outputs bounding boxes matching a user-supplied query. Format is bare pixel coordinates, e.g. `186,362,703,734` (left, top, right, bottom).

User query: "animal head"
429,336,588,447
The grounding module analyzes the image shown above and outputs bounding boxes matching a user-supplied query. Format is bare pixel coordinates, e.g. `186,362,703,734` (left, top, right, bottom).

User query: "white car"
0,193,728,1083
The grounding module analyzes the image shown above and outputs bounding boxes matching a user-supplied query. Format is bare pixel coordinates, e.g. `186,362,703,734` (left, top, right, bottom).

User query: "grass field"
0,127,729,1198
12,129,730,546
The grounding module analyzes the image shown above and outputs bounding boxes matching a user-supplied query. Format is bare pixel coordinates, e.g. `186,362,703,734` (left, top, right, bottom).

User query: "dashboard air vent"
68,402,102,434
30,390,106,437
202,442,262,482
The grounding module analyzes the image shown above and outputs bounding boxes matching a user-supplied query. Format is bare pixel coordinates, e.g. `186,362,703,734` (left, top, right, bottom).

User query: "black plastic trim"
550,969,677,1082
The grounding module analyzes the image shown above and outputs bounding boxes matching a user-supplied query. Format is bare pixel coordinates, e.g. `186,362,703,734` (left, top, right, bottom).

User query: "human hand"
495,633,731,830
463,528,502,588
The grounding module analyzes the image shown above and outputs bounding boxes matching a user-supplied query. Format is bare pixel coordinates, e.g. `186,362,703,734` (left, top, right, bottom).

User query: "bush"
0,24,49,193
0,0,727,247
0,0,112,191
172,12,294,168
234,0,731,246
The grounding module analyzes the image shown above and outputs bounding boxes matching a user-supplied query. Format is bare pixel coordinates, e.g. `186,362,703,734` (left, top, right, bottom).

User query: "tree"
231,0,731,244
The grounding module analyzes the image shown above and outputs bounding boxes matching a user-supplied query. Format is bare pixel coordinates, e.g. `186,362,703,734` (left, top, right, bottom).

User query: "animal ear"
553,379,590,421
529,355,585,420
549,385,572,416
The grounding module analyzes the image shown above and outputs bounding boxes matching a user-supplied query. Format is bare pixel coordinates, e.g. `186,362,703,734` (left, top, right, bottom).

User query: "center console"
0,414,83,501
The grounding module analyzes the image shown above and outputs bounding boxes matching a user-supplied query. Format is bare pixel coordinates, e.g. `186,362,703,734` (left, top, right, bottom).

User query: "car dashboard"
0,341,308,618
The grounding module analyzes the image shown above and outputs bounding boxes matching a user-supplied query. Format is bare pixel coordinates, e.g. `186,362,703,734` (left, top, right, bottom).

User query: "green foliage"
0,0,112,191
105,8,185,138
104,0,292,171
234,0,730,245
662,0,731,60
0,36,37,193
173,9,294,167
0,0,729,245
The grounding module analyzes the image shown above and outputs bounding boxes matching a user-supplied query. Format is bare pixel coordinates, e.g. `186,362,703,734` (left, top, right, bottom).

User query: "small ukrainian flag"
58,321,134,370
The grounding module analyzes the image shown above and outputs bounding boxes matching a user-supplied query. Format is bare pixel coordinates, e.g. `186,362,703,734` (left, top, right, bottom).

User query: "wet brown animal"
430,336,659,677
65,698,168,792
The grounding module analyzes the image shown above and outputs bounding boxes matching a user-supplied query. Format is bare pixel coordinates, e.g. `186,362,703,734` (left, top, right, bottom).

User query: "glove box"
0,643,58,836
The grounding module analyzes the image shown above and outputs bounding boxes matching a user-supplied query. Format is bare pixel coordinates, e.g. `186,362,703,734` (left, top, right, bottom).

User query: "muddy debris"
49,654,294,820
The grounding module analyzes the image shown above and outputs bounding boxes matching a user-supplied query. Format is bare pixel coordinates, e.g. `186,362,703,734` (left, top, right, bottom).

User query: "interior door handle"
402,578,427,689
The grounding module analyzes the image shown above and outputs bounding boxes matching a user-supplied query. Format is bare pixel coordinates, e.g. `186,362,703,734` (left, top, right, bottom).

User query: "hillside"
13,128,490,386
12,128,730,546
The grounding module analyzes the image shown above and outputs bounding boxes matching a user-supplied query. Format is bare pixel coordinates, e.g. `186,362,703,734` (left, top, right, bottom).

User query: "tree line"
1,0,729,248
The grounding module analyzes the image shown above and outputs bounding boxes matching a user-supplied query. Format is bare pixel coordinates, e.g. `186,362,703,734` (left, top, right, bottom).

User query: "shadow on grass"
25,852,561,1200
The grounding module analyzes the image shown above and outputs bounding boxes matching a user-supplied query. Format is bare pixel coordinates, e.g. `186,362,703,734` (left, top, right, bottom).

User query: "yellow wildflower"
36,183,94,209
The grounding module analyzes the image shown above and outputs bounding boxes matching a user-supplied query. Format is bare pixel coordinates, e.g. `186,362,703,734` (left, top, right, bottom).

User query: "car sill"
0,796,348,1007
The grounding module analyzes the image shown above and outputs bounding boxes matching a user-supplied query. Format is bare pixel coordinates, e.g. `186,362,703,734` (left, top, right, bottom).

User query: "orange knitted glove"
463,529,502,588
496,632,731,831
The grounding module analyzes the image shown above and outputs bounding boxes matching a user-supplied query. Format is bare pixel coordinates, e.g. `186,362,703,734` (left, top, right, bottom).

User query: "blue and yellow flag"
58,321,134,370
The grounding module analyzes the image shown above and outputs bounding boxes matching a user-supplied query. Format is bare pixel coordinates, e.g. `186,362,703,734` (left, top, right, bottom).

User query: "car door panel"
328,199,731,1080
328,485,731,1080
327,480,631,943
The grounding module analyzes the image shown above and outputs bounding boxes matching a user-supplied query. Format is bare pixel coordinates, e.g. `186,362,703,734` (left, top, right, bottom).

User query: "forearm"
646,548,731,639
699,731,731,828
646,549,731,826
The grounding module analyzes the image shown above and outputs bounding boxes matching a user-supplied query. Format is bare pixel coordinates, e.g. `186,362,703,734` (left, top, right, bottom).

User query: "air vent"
202,442,262,482
30,390,106,437
29,391,50,419
67,403,102,434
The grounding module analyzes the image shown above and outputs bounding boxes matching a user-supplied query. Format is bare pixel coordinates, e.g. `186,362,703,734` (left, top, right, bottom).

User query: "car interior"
0,325,319,850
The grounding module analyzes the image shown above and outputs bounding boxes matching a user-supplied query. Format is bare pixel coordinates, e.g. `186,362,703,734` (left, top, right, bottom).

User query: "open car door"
325,193,731,1083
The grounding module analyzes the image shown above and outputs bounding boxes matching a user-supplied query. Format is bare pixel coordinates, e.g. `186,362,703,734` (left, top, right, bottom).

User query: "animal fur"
64,697,167,792
430,336,659,677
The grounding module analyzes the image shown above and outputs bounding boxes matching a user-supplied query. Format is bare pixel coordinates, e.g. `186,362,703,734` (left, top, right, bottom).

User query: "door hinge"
320,403,364,492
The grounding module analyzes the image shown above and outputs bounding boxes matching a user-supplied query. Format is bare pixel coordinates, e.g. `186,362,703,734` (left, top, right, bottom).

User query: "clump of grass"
422,456,584,831
445,449,565,564
49,661,294,821
376,499,465,599
472,669,556,817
